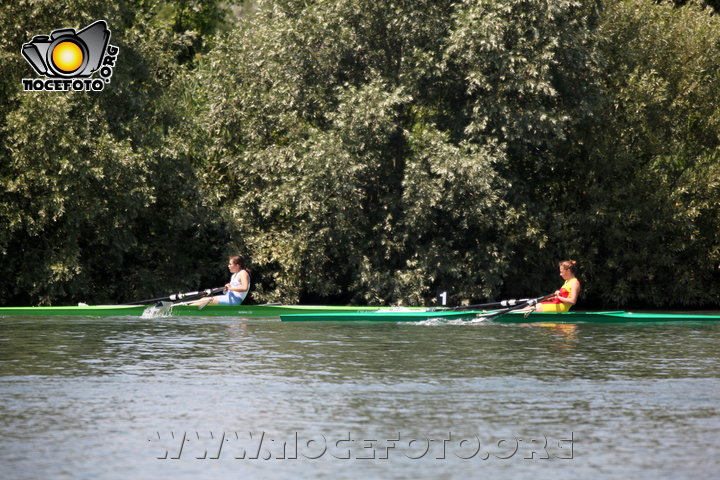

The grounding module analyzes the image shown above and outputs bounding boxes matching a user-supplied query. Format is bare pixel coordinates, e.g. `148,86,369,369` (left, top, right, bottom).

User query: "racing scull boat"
1,304,718,323
279,310,720,323
0,304,414,318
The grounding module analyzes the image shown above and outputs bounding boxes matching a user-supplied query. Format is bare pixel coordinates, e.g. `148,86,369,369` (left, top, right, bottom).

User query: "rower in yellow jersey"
534,260,581,313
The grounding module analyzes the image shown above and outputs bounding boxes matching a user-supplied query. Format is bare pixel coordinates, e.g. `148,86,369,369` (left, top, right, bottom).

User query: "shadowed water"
1,316,719,479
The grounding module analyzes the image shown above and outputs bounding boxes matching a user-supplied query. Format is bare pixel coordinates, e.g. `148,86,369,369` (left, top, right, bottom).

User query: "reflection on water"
1,317,719,479
536,323,579,354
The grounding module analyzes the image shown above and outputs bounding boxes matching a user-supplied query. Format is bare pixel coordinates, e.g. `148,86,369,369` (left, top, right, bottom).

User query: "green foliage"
442,0,603,296
578,0,720,306
0,0,233,305
174,0,603,304
1,94,150,303
1,0,719,308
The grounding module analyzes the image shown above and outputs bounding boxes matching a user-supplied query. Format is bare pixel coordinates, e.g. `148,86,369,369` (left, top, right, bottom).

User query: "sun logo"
52,41,85,73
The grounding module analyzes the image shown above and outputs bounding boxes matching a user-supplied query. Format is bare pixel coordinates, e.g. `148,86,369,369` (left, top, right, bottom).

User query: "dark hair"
229,255,245,269
559,260,577,273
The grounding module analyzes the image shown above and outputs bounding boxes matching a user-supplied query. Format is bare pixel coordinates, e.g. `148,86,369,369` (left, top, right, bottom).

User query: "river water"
1,315,719,479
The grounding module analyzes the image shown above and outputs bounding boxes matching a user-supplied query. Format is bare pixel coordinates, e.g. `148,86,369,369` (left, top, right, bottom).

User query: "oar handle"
124,287,225,305
167,287,224,301
440,298,533,311
498,298,533,307
476,293,554,320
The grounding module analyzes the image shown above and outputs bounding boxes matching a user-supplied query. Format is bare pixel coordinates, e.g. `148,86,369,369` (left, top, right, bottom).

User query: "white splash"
141,302,174,319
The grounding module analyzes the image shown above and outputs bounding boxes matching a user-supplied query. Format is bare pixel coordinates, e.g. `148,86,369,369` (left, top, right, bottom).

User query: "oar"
123,287,225,306
474,293,555,321
440,298,534,311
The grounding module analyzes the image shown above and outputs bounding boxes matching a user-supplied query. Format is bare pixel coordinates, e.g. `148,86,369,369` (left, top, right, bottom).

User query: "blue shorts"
216,292,244,305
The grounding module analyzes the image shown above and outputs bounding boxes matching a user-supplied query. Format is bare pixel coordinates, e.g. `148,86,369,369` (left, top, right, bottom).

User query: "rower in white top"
193,255,250,307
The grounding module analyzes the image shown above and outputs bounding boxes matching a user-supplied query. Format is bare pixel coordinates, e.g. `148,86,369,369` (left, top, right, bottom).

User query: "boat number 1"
439,291,447,306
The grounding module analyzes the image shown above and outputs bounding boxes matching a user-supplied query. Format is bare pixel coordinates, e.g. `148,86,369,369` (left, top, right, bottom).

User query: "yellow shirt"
538,278,579,313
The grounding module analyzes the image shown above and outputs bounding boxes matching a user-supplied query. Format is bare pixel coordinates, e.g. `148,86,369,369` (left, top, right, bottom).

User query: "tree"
580,0,720,306
0,0,234,305
178,0,603,304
